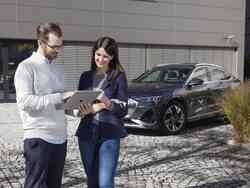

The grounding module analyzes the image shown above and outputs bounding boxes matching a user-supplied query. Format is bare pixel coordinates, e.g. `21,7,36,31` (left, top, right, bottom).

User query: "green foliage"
221,82,250,143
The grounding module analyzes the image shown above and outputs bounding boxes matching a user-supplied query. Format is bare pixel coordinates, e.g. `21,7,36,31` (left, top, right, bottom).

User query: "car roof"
155,63,196,68
195,63,224,69
155,63,224,70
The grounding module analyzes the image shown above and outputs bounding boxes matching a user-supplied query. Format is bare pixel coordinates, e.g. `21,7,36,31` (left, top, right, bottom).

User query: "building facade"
0,0,246,101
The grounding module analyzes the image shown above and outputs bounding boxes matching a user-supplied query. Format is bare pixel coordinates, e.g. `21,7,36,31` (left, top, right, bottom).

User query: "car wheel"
161,101,186,134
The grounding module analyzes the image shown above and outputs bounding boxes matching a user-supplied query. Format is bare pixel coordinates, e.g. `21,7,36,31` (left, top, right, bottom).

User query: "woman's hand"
78,102,108,117
97,94,112,109
79,103,93,116
92,103,106,113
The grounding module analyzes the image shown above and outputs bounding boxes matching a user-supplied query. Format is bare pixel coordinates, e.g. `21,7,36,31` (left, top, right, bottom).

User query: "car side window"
163,70,179,82
191,67,209,82
140,70,161,82
210,69,226,81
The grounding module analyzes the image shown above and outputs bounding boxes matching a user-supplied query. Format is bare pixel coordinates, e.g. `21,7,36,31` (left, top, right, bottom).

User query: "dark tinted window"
0,42,35,91
136,69,162,82
134,66,193,83
162,68,192,82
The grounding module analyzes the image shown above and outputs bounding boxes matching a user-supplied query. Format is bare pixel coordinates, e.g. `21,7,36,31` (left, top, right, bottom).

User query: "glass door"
0,46,10,102
0,42,35,102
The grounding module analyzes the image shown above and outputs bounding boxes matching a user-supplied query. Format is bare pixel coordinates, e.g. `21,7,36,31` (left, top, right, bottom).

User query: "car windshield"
133,67,193,83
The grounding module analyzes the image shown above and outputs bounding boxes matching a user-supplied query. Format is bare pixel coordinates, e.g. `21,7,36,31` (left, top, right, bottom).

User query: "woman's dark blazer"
75,70,128,140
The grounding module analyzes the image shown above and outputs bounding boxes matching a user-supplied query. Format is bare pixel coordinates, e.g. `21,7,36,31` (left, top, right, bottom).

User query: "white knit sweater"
14,52,67,144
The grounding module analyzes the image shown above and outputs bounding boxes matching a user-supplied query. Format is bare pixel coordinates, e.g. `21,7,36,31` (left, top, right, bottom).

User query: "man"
14,22,72,188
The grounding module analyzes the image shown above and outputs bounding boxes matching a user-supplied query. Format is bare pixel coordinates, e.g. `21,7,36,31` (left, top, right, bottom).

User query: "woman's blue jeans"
78,138,120,188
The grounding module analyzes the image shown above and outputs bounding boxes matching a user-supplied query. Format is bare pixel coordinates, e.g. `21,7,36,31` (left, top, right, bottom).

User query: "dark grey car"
124,63,240,134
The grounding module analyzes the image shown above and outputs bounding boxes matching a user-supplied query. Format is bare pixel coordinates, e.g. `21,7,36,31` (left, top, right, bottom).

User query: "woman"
75,36,128,188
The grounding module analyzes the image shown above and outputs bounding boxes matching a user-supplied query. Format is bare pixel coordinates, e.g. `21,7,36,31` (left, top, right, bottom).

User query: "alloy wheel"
162,102,186,134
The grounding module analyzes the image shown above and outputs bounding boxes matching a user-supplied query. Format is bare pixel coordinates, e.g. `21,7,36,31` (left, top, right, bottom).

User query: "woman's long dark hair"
90,36,126,81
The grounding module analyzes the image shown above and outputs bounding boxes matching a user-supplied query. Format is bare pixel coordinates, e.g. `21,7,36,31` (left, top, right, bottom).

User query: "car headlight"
128,98,138,107
125,98,138,118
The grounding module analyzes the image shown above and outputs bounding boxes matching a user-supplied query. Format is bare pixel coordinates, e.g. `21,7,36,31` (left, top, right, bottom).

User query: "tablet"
64,90,102,110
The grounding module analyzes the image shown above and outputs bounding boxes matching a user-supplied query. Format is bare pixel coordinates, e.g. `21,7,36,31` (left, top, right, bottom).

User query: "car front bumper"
124,99,159,129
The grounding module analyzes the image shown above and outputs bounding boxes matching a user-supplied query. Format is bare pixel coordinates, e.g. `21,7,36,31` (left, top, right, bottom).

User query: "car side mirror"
186,78,204,88
221,74,231,80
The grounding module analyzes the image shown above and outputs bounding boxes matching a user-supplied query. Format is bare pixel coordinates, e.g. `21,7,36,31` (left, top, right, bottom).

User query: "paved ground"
0,103,250,188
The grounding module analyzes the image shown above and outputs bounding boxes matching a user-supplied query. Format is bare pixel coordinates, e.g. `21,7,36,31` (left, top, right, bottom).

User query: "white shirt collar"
30,52,54,64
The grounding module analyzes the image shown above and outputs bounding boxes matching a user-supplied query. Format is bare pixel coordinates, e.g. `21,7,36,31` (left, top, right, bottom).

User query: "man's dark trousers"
23,138,67,188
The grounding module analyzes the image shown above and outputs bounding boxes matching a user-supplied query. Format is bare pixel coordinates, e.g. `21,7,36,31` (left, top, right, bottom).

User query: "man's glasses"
41,40,64,51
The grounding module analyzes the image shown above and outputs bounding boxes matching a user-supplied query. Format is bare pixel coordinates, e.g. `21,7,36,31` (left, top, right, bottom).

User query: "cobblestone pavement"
0,104,250,187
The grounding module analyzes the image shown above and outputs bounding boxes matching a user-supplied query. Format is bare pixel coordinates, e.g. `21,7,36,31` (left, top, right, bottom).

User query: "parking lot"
0,103,250,188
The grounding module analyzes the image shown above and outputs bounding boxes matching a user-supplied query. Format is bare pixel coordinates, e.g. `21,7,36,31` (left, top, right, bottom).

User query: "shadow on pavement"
126,117,227,137
186,179,246,188
116,117,250,187
2,114,250,188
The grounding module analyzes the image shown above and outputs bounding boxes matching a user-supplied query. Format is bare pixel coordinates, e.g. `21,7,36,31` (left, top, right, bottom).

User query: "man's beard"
46,52,58,61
